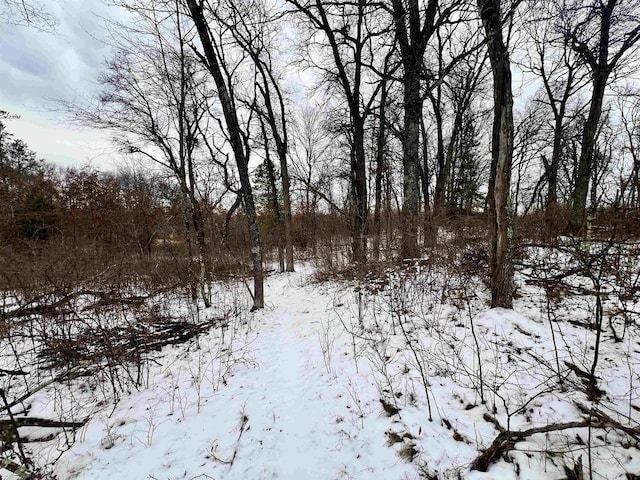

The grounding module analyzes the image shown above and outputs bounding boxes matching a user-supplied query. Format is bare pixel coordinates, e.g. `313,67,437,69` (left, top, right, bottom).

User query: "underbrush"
3,230,640,479
0,245,254,478
327,239,640,478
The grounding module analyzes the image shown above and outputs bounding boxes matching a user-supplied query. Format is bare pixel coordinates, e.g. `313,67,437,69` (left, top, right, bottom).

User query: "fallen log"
471,416,594,472
0,417,87,429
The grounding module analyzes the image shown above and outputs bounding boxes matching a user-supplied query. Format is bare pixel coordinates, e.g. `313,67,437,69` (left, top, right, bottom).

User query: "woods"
32,0,640,306
81,0,638,303
2,0,640,478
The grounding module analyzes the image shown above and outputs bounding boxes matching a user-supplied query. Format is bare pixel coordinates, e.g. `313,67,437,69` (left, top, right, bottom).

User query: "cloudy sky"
0,0,318,172
0,0,123,170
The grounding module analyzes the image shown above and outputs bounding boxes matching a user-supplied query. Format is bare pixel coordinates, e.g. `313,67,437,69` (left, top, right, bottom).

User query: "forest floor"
52,267,417,480
5,251,640,479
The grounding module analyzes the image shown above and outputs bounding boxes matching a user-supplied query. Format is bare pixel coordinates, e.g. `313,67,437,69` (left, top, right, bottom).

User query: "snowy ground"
4,247,640,479
51,268,417,480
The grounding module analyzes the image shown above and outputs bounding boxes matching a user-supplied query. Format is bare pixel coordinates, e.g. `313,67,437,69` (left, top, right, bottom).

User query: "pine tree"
452,114,482,215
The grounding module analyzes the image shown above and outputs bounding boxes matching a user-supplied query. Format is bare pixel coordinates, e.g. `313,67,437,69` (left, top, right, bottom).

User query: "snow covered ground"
4,249,640,479
51,268,417,480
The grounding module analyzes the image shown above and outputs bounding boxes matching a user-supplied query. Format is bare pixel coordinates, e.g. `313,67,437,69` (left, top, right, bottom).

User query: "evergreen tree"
452,114,483,215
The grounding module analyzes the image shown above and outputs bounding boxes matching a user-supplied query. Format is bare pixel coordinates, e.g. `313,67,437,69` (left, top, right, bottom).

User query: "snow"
51,268,417,480
3,249,640,480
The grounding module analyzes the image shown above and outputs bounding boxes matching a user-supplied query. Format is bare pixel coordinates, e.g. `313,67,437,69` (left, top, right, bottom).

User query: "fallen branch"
472,410,640,472
0,417,87,429
0,363,93,414
0,368,29,376
471,416,594,472
2,289,101,320
575,403,640,442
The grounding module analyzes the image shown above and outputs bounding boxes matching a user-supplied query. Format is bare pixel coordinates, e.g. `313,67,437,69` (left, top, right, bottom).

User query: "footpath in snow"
55,268,416,480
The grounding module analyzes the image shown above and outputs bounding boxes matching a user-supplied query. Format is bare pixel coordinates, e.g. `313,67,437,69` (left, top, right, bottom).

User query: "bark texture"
478,0,514,308
392,0,436,260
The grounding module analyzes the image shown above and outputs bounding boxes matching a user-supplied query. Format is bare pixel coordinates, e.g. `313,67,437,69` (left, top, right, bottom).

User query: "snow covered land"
2,243,639,480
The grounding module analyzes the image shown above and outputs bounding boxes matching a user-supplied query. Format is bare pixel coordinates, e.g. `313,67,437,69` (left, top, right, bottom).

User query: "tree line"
0,112,349,295
8,0,640,310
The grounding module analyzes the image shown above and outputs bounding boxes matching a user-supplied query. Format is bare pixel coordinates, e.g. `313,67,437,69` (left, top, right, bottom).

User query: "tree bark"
430,89,446,222
401,63,421,260
279,146,295,272
188,193,211,307
420,116,433,246
392,0,428,260
478,0,515,309
373,77,388,262
543,113,565,240
352,118,368,263
569,73,608,232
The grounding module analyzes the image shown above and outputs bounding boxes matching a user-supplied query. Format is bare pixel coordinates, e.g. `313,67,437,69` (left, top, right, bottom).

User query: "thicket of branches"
1,0,639,310
61,0,640,309
2,0,640,476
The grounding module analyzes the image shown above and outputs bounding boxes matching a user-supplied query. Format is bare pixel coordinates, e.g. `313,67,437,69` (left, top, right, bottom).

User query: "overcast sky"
0,0,123,170
0,1,538,174
0,0,319,172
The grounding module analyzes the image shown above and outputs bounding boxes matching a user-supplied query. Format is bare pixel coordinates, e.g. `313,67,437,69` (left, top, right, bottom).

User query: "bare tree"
523,6,589,238
391,0,478,257
0,0,55,30
390,0,433,259
286,0,391,263
372,59,393,262
618,88,640,209
511,103,546,216
560,0,640,232
74,3,218,306
258,116,286,270
291,105,336,213
477,0,518,308
215,0,295,272
432,48,487,218
185,0,265,310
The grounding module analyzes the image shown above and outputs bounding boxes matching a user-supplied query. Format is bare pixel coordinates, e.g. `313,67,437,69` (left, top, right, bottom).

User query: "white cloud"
0,0,123,170
5,111,118,170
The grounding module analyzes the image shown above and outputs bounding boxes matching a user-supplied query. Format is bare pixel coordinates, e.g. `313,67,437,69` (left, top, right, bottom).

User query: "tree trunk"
400,62,421,260
352,118,368,263
190,198,211,308
479,0,515,309
183,195,198,303
633,154,640,209
186,0,263,310
430,90,447,221
443,111,464,211
373,77,388,262
392,0,429,261
540,55,575,241
544,116,563,241
279,147,295,272
569,73,608,233
420,117,433,247
261,124,285,272
256,64,295,272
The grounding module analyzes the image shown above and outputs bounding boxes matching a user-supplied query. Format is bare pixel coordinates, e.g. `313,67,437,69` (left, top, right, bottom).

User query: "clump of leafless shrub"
330,232,640,478
0,230,257,477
